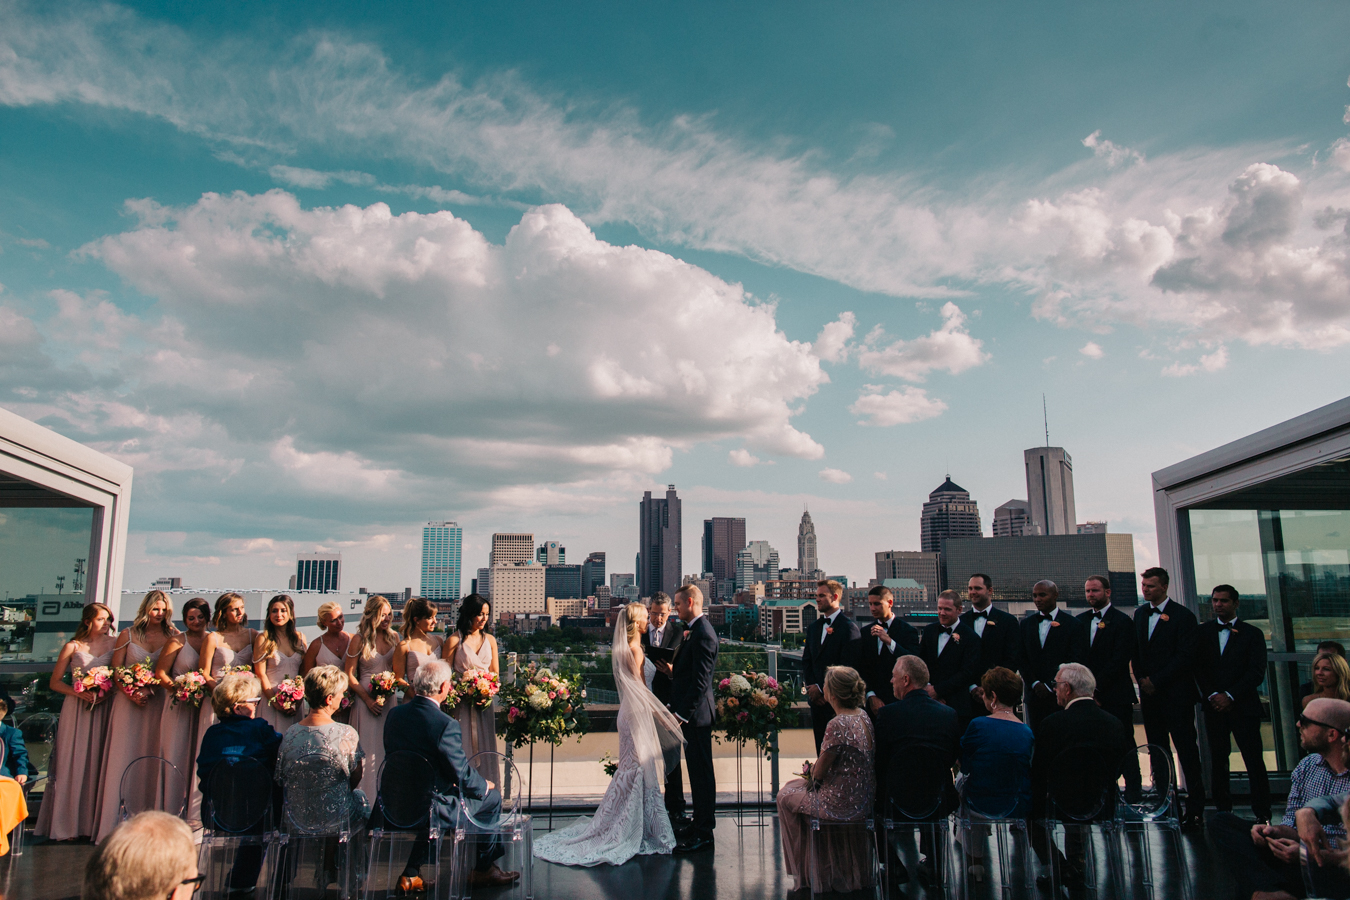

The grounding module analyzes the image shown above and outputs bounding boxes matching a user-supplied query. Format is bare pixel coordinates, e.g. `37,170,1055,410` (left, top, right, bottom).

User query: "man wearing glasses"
1210,697,1350,900
82,810,201,900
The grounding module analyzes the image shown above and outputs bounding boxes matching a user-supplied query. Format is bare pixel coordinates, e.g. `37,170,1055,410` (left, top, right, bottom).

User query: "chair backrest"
961,782,1023,821
1047,745,1119,823
119,756,186,819
205,757,274,834
457,752,522,828
884,742,952,822
20,712,57,744
282,751,349,834
1118,743,1178,821
377,751,436,831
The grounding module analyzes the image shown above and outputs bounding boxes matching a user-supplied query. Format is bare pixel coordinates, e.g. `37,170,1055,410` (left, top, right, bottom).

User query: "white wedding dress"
533,609,684,867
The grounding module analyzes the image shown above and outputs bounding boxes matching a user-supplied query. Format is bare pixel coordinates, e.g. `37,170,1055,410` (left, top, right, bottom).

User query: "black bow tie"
1217,621,1237,631
1092,611,1104,620
1146,606,1164,616
1039,613,1054,622
973,610,989,619
942,626,954,635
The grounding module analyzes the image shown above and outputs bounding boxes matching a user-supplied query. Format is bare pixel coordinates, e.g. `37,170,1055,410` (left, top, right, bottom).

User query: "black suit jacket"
1019,608,1089,692
875,687,961,813
959,606,1021,678
641,618,684,704
1030,698,1130,817
858,616,921,705
919,621,983,715
801,611,863,690
1133,600,1200,704
669,615,718,727
383,696,491,831
1078,605,1137,708
1193,619,1268,717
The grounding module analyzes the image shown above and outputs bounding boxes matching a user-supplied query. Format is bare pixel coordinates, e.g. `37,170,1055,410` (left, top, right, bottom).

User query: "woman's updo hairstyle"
823,665,866,710
981,666,1024,708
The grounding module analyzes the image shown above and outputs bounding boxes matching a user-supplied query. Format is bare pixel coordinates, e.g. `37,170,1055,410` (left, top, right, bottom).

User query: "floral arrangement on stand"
599,753,618,777
170,670,210,708
498,662,588,748
714,670,791,756
269,675,305,716
72,665,113,702
368,671,398,708
443,669,500,713
114,662,158,702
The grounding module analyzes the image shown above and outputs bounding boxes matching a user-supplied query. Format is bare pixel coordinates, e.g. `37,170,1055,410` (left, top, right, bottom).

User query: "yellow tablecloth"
0,778,28,856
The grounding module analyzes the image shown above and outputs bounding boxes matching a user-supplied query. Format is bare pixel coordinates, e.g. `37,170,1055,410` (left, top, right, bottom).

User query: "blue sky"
2,1,1349,593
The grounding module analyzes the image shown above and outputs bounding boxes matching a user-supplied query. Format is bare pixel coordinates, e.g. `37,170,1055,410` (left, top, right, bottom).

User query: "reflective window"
0,505,96,663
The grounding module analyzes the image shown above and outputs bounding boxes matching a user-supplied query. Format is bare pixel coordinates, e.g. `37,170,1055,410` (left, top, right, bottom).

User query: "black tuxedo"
1133,599,1204,817
669,615,718,842
959,605,1021,679
1031,698,1130,818
641,618,685,817
1019,608,1089,732
802,610,862,751
1194,618,1271,819
919,621,983,723
859,615,921,707
1078,604,1140,793
875,687,961,817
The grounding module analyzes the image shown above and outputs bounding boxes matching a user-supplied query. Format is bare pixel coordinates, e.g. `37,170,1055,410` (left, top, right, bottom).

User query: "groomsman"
860,585,920,714
802,580,862,752
640,592,687,825
919,590,983,726
1134,566,1205,828
1078,574,1141,795
960,573,1020,713
1018,580,1088,732
1194,584,1272,822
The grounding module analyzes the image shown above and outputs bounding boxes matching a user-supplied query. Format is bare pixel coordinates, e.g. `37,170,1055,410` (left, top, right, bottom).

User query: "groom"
669,582,718,853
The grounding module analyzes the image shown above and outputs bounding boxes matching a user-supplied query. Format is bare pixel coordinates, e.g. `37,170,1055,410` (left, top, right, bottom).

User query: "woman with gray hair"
275,665,369,832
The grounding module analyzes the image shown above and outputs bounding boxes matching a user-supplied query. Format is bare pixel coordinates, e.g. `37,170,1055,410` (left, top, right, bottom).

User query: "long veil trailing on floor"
610,607,686,784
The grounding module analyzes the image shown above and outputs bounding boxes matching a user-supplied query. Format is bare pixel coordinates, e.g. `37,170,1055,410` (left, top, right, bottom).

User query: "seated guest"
275,665,368,831
960,667,1033,818
1302,641,1348,700
383,658,517,892
0,696,29,784
81,810,199,900
1212,698,1350,900
1304,650,1350,708
777,666,876,894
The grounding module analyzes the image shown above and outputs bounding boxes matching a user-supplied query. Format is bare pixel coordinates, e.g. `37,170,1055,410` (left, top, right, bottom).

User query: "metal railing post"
505,652,516,801
768,646,779,799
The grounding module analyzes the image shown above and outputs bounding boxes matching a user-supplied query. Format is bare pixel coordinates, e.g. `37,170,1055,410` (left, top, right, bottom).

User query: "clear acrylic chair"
1041,746,1121,899
272,751,362,900
881,743,960,898
198,757,277,900
804,778,881,899
449,751,531,900
118,755,186,821
362,751,439,900
956,784,1035,900
1112,743,1191,900
11,711,55,855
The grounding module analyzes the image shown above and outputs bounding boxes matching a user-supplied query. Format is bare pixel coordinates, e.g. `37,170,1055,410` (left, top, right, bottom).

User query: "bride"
533,602,685,867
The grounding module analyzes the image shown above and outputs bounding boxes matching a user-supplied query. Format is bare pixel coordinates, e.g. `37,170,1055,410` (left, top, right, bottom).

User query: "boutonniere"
984,620,995,627
1096,621,1107,630
1160,614,1170,622
950,632,961,643
1050,620,1061,628
826,626,835,635
682,630,691,640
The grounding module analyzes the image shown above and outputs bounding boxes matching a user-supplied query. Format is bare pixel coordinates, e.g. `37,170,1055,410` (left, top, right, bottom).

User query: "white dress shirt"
1147,597,1171,638
936,624,955,656
1088,603,1112,646
820,609,841,644
969,604,992,637
876,615,897,654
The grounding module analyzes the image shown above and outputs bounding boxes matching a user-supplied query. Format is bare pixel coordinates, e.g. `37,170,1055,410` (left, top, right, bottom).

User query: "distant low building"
491,561,546,617
992,500,1034,537
875,550,942,605
546,596,586,619
943,532,1138,606
499,612,552,633
1076,521,1108,535
759,598,819,638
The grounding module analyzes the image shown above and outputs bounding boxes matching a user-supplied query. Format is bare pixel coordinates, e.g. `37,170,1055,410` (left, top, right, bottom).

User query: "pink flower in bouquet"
269,676,305,716
720,678,732,689
73,665,113,701
170,670,210,708
368,671,397,703
114,662,158,701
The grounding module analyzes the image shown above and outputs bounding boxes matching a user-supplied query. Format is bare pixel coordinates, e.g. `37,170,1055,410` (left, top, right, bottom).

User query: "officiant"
641,592,688,828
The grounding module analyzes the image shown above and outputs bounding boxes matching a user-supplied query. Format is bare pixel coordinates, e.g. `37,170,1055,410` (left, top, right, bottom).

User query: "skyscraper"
736,540,780,590
544,564,583,599
797,509,818,575
992,500,1033,537
639,486,682,598
420,521,463,601
610,572,635,594
488,533,534,599
919,477,983,553
1024,447,1077,536
536,541,565,565
295,553,341,592
581,551,606,596
702,517,746,599
476,567,490,597
874,550,942,606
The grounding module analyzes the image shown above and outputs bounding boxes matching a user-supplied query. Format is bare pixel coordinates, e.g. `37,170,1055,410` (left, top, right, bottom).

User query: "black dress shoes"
670,814,695,832
673,836,715,854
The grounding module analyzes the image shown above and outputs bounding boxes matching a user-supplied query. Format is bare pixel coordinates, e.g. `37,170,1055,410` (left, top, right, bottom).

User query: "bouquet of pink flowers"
449,669,500,710
114,662,157,701
170,670,210,708
368,671,397,703
714,669,792,756
223,664,254,676
73,665,113,701
269,676,305,716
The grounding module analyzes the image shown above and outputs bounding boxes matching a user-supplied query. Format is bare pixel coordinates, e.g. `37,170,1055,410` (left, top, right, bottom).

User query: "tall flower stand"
734,740,768,828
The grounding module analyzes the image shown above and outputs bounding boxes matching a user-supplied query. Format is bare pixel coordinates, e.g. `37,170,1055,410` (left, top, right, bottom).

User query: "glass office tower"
421,521,463,601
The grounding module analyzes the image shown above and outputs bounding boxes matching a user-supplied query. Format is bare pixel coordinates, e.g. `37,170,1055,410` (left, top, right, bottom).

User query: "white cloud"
812,312,856,363
849,385,948,426
857,303,988,382
728,449,764,467
1082,131,1144,168
1161,345,1229,377
873,472,887,481
1079,341,1104,359
819,468,853,484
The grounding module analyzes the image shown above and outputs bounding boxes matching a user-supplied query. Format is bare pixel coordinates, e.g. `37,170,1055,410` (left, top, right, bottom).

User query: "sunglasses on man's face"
1298,714,1340,732
168,874,205,899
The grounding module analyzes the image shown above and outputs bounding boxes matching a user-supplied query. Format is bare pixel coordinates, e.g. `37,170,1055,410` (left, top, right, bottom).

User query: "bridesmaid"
36,602,116,841
441,594,501,785
95,590,178,842
197,593,257,752
392,598,443,703
155,596,210,827
344,595,398,798
253,594,308,737
302,601,353,723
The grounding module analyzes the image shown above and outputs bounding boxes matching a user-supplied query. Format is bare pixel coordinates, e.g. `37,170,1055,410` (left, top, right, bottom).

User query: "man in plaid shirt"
1211,697,1350,900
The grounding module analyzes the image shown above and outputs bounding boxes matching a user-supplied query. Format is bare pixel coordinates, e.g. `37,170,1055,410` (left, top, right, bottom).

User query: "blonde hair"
354,595,397,660
83,810,195,900
73,602,115,643
212,592,247,630
1314,651,1350,702
625,602,648,642
257,595,306,661
823,665,866,709
316,601,343,628
817,579,844,599
303,665,349,709
130,591,175,643
212,672,261,718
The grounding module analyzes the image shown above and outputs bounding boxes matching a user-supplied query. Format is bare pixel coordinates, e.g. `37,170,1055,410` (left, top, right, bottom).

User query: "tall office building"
544,564,583,599
944,532,1137,605
490,562,546,616
610,573,635,594
874,550,942,605
420,521,463,601
536,541,565,565
920,477,983,553
1025,447,1077,536
581,552,606,596
702,517,746,599
992,500,1033,538
295,553,341,592
475,567,490,598
488,533,534,600
798,509,818,575
639,485,682,598
736,540,780,590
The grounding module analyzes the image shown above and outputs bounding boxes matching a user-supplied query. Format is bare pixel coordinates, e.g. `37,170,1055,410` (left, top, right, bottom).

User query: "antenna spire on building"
1043,394,1050,446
